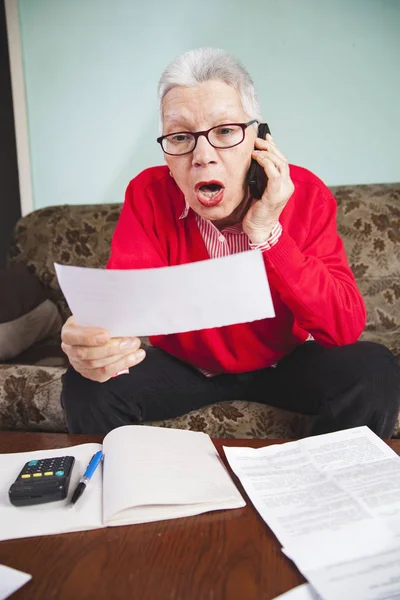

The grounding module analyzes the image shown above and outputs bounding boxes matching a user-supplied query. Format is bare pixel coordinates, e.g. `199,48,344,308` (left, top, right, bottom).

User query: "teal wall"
18,0,400,210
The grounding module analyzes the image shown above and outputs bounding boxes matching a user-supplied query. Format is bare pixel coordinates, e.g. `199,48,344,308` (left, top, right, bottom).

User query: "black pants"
61,341,400,438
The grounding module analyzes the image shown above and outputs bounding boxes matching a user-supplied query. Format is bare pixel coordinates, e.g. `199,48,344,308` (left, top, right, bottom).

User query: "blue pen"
70,451,103,505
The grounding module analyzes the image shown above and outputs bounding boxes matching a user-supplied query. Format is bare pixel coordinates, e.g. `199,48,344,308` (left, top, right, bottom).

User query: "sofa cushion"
331,183,400,358
0,301,62,362
0,267,62,361
6,331,67,367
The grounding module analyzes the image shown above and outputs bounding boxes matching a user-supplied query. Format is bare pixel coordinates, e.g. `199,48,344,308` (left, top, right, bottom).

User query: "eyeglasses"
157,120,258,156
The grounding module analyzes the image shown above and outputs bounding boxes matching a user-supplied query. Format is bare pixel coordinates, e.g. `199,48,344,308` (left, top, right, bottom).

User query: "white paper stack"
224,426,400,600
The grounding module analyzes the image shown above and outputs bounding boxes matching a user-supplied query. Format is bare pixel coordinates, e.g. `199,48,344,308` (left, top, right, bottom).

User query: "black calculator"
8,456,75,506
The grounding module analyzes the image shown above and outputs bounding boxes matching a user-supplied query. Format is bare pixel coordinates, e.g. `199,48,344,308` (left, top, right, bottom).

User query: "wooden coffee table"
1,433,399,600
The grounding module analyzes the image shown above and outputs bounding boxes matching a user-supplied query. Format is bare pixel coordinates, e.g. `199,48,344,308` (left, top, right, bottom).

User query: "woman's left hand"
242,133,295,244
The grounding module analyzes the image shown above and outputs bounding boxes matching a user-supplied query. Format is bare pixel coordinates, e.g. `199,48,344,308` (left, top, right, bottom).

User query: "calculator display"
8,456,75,506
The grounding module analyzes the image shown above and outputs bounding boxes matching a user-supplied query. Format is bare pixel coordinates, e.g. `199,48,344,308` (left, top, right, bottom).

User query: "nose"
191,134,218,167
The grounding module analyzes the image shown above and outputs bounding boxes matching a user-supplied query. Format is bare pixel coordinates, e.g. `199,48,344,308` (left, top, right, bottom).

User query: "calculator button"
21,474,31,479
55,470,64,476
28,460,38,466
44,471,54,476
33,473,42,477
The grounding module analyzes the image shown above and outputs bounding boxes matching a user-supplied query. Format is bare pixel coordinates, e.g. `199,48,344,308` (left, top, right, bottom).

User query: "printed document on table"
54,250,274,337
0,564,31,600
272,583,322,600
224,426,400,569
295,542,400,600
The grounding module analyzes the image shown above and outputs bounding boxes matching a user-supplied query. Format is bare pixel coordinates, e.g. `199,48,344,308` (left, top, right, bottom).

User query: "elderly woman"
61,47,400,436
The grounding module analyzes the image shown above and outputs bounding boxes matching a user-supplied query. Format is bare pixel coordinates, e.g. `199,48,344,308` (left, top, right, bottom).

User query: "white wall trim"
5,0,34,216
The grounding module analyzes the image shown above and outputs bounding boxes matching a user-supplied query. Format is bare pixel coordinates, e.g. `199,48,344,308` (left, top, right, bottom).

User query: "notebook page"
102,425,244,525
0,443,103,541
109,499,245,527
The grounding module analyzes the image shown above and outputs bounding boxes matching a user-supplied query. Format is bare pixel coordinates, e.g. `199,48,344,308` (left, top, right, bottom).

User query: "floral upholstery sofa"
1,182,400,437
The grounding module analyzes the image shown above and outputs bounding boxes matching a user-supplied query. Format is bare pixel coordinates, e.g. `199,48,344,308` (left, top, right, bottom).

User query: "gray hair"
158,47,261,132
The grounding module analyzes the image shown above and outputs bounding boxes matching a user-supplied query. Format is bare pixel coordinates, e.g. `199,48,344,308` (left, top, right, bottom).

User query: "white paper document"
272,583,322,600
224,426,400,599
300,543,400,600
54,250,274,337
0,564,31,600
224,427,400,565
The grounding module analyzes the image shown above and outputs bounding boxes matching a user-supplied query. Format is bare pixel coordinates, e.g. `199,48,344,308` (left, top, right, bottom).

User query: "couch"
1,182,400,437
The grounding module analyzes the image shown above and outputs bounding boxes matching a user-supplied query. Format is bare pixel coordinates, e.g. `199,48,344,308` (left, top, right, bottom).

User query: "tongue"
200,186,221,197
197,185,224,207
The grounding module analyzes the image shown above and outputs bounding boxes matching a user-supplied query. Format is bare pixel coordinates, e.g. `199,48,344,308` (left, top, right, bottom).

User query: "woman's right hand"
61,316,146,382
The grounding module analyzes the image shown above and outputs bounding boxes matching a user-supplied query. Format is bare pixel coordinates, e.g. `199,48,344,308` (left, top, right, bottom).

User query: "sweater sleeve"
107,177,167,270
263,185,366,347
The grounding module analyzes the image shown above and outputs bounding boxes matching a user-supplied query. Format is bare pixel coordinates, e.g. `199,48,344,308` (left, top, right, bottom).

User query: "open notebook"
0,426,245,541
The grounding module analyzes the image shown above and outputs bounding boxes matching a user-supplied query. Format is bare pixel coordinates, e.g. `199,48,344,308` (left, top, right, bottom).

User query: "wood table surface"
1,432,399,600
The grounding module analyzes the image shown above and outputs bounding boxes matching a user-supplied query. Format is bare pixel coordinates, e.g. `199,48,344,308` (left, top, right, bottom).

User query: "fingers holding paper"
61,316,146,382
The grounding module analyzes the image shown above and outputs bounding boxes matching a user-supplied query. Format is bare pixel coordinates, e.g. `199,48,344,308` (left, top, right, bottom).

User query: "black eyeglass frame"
156,119,259,156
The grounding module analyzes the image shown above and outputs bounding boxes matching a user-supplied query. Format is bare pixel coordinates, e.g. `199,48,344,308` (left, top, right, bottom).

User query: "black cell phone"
247,123,271,199
8,455,75,506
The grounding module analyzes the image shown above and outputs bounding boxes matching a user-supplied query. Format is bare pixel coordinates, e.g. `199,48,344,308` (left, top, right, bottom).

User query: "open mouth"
195,181,225,207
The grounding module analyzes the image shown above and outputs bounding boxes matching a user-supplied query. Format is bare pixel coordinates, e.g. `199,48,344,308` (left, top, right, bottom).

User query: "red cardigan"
107,165,366,374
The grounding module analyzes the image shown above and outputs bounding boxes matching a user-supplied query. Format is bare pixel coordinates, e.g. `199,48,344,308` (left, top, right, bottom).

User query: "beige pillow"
0,299,62,361
0,267,62,361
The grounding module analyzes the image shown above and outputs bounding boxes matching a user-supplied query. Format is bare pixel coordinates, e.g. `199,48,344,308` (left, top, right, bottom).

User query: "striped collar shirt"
179,201,282,257
179,202,283,377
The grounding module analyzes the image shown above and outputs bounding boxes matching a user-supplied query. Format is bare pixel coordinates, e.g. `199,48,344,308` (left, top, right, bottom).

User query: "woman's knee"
61,365,143,434
351,343,400,422
60,365,108,427
351,341,400,379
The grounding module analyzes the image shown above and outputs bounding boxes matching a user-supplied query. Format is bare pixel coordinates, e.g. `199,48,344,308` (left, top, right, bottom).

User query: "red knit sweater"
107,165,366,373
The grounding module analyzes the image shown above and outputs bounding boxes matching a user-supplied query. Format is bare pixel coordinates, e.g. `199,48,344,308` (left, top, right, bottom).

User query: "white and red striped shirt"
179,202,282,257
180,203,283,376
